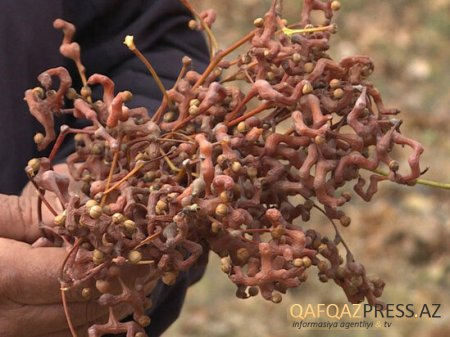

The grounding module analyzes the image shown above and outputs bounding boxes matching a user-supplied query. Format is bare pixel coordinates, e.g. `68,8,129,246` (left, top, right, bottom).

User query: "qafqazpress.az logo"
288,303,442,330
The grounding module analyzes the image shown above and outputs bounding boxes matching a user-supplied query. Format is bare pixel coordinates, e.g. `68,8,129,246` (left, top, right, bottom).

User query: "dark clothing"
0,0,209,194
0,1,209,335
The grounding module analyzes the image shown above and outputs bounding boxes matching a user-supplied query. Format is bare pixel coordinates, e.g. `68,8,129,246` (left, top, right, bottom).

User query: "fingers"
0,238,156,304
0,163,69,244
0,193,42,243
1,300,109,337
0,238,156,337
0,238,68,304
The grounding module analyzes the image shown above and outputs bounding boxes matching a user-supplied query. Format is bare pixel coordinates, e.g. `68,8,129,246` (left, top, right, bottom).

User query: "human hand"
0,163,69,244
0,165,154,337
0,238,112,337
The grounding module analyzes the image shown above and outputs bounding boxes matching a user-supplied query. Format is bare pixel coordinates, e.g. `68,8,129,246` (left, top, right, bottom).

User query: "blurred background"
167,1,450,336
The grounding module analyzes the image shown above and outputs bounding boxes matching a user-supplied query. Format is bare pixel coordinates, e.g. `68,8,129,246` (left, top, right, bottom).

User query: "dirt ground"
165,1,450,336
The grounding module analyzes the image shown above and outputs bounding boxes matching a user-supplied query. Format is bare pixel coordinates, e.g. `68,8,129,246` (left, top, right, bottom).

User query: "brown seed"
162,272,177,285
340,215,351,227
303,199,314,210
236,248,249,262
248,286,259,297
137,315,151,327
271,293,282,303
319,274,329,283
81,287,92,300
81,182,91,195
389,160,400,172
317,260,328,272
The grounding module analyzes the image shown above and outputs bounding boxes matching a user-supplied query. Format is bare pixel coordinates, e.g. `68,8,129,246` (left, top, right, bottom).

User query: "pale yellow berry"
33,133,45,145
302,82,314,95
85,199,98,209
89,205,103,219
304,62,314,73
302,256,312,268
333,88,345,99
231,161,242,173
54,212,66,227
215,203,228,217
128,250,142,264
27,158,41,174
253,17,264,27
112,213,125,224
331,1,341,11
329,78,341,89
